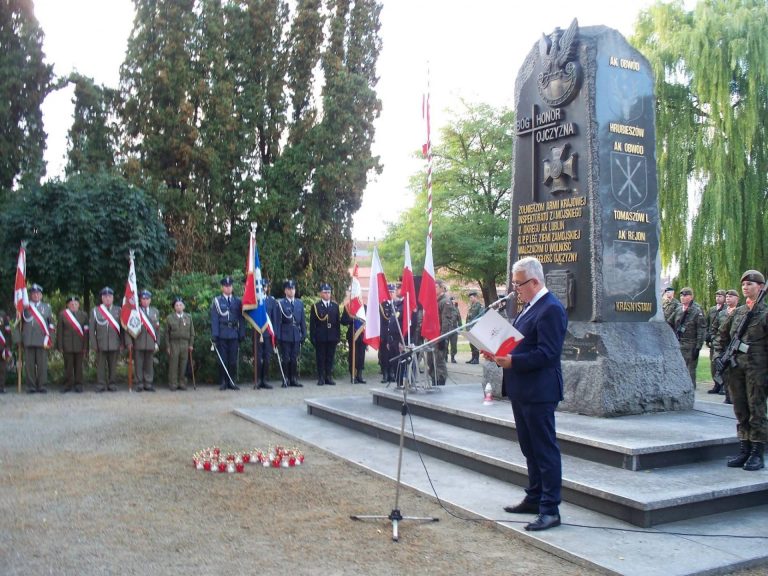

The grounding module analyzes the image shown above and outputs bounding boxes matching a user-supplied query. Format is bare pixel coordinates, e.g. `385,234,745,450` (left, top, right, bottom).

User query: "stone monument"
497,21,692,416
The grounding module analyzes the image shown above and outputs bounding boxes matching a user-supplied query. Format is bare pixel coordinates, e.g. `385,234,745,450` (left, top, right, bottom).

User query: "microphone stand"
350,291,514,541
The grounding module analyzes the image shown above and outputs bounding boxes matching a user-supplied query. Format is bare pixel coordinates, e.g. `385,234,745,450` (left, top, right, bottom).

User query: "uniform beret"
715,289,726,296
30,283,43,293
320,283,332,292
740,270,765,284
139,290,152,298
100,287,114,296
220,276,233,286
284,279,296,289
468,291,478,297
663,287,674,293
680,287,693,296
726,289,739,297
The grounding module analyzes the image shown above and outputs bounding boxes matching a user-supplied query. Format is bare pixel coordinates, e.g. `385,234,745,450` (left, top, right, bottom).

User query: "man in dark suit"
309,283,341,386
492,256,567,532
273,279,306,387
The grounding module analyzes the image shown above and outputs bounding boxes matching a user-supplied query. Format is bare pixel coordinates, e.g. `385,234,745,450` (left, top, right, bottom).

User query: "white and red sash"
98,305,121,335
64,309,86,340
28,304,52,348
140,308,158,342
0,327,6,347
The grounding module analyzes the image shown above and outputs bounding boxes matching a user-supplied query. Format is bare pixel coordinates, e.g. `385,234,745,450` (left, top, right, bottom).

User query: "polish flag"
14,242,28,320
419,236,440,341
401,242,417,340
121,250,142,338
364,247,390,350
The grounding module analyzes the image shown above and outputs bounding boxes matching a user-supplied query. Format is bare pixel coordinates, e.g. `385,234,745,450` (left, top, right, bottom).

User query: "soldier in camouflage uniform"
672,287,706,388
426,280,450,386
715,270,767,471
712,290,741,403
705,289,726,393
662,286,680,328
465,291,483,364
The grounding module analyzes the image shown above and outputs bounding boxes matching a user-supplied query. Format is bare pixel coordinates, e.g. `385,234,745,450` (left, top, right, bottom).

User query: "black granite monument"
504,21,692,416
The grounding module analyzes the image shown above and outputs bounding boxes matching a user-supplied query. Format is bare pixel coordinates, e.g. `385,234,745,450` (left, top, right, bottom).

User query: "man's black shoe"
219,384,227,390
524,514,561,531
503,500,539,514
227,383,240,391
258,382,273,389
325,379,336,386
38,387,48,394
465,359,474,364
281,380,289,388
317,379,324,386
354,377,366,384
288,381,303,388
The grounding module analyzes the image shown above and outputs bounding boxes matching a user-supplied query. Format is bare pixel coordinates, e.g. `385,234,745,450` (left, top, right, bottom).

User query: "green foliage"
0,172,171,310
380,102,514,303
66,73,118,176
633,0,768,299
118,0,382,293
0,0,53,195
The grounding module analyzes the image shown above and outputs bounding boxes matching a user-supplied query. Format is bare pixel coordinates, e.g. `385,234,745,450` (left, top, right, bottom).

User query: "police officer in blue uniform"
273,279,306,388
255,278,275,389
310,283,341,386
211,276,245,390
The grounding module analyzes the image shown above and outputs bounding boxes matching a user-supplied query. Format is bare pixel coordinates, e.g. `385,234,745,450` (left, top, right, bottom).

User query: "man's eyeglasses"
511,278,534,290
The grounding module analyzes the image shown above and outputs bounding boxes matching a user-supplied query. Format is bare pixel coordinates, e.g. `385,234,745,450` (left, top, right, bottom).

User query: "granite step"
371,385,738,470
305,392,768,527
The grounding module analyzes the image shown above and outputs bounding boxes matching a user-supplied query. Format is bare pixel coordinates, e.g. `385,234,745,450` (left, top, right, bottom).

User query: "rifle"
713,285,768,386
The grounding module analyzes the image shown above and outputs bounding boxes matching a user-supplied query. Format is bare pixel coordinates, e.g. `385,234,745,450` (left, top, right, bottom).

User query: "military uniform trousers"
680,346,699,388
25,346,48,391
427,342,447,385
348,333,365,375
168,340,190,389
0,353,7,392
134,348,156,389
216,338,239,386
63,351,85,390
448,333,458,359
256,333,274,383
278,340,300,383
314,340,338,381
96,350,119,390
725,361,768,443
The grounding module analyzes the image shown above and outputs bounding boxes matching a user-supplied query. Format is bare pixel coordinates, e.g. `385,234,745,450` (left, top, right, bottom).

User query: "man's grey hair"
436,279,447,290
512,256,545,284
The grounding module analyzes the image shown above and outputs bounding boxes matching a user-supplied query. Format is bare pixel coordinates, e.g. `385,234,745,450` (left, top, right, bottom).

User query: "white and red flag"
419,236,440,342
401,242,417,340
120,250,142,338
14,241,28,320
364,246,390,350
347,264,366,340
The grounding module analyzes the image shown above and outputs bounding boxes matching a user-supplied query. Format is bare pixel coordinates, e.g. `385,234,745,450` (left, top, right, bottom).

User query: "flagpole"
17,344,22,394
423,62,433,241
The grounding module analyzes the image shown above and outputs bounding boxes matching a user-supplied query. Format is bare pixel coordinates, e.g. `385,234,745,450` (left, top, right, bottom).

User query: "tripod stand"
350,347,439,541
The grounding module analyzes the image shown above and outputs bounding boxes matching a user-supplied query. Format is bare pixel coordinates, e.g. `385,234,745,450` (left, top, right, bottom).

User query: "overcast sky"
35,0,654,241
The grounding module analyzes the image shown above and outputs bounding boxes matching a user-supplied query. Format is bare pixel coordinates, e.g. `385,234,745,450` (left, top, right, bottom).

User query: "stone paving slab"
234,404,768,576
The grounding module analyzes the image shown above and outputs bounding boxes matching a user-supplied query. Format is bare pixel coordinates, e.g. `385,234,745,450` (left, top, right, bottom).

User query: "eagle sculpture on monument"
537,18,581,106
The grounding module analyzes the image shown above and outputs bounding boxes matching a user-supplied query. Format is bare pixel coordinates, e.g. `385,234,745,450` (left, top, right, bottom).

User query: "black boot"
707,383,721,394
355,370,366,384
727,440,752,468
743,442,765,471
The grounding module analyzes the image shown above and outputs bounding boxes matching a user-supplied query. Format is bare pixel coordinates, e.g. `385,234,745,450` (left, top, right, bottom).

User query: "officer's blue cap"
387,283,396,291
320,283,331,292
100,287,114,296
260,277,270,287
30,283,43,293
284,279,296,289
139,290,152,299
220,276,233,286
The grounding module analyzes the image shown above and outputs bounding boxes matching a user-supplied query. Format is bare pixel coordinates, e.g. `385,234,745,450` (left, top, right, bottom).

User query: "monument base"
483,321,693,417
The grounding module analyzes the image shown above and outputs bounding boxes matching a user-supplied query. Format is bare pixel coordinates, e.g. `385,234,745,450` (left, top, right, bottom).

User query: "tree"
66,73,119,176
633,0,768,299
0,0,53,195
380,102,514,304
0,172,172,309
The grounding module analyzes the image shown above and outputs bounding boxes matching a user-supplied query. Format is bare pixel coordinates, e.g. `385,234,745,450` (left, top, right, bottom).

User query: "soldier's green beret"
740,270,765,284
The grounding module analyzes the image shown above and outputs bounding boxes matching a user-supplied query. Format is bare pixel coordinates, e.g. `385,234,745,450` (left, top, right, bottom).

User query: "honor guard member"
672,287,706,388
90,287,122,392
662,286,680,327
166,297,195,390
425,280,450,386
341,303,367,383
465,291,483,364
0,309,13,393
716,270,768,471
255,278,276,389
56,296,89,393
273,279,306,387
21,284,55,393
446,297,461,363
126,290,160,392
712,289,740,403
309,283,341,386
705,289,727,394
211,276,245,390
378,284,397,383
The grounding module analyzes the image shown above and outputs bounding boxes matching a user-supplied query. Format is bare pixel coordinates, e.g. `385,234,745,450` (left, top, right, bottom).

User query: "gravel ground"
0,351,763,576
